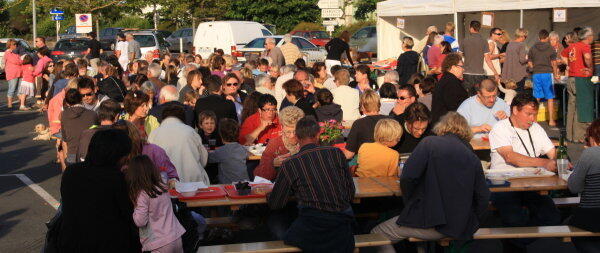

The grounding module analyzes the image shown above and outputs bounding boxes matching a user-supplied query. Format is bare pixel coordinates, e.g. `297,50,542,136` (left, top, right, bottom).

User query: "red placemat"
169,186,226,200
224,184,272,199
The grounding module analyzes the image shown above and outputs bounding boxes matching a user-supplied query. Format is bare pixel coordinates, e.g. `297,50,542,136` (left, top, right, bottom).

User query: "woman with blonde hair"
356,118,403,177
344,90,388,159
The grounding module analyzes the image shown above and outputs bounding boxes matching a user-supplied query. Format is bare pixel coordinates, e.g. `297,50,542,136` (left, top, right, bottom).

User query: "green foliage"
333,20,375,37
110,16,152,30
226,0,320,33
291,22,324,32
353,0,382,21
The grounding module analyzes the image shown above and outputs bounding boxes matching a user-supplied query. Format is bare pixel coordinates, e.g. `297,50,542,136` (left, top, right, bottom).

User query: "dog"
33,124,51,141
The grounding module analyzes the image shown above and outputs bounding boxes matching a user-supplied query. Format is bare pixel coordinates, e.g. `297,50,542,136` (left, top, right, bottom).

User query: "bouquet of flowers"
319,119,344,145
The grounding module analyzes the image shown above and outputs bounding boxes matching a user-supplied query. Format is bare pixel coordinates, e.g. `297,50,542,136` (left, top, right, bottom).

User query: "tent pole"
520,9,524,28
453,0,458,41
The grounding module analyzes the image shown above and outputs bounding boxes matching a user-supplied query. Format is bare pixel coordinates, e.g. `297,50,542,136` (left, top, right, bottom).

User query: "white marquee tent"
376,0,600,60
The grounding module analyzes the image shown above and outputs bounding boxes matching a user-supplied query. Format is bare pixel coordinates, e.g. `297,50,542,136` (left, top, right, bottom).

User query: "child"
208,118,249,184
252,59,269,76
127,155,185,253
315,88,343,123
197,110,223,148
17,55,35,110
182,89,199,108
356,118,403,177
497,80,517,105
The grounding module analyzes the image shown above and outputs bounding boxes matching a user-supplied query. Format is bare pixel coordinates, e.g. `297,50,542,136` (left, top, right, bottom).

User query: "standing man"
562,27,595,143
267,117,355,252
127,33,142,62
443,22,459,52
263,37,285,68
77,76,108,112
114,33,129,70
280,34,303,65
85,32,102,76
528,29,559,127
460,21,493,95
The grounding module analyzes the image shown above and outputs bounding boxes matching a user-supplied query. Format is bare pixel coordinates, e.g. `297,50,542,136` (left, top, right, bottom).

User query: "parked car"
239,35,326,65
99,27,124,50
166,28,193,53
59,26,87,40
0,38,33,74
119,31,170,59
290,30,331,47
194,21,272,60
51,38,91,61
349,26,377,61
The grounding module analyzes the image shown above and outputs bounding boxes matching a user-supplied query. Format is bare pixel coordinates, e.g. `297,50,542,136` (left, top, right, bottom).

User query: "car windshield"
55,40,88,51
311,31,329,39
133,35,156,47
245,38,282,49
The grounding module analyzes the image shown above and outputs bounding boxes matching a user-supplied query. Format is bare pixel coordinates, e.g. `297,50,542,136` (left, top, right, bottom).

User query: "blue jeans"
7,77,20,98
491,192,561,248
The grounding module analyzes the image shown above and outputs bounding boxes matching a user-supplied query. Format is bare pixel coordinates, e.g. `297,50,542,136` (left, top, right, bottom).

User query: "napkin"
253,176,273,184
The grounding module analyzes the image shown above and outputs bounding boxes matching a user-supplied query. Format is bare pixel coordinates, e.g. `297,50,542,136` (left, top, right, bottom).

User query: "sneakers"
19,105,31,111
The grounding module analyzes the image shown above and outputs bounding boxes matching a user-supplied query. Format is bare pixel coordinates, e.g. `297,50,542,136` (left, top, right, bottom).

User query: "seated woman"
379,83,398,115
222,73,246,121
280,79,316,118
393,102,431,154
371,112,490,252
568,119,600,252
315,88,342,123
344,90,388,159
239,94,282,146
253,106,304,181
122,90,160,139
356,118,402,177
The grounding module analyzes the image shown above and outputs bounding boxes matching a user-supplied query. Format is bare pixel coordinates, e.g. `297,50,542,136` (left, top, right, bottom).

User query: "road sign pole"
56,20,59,41
32,0,37,45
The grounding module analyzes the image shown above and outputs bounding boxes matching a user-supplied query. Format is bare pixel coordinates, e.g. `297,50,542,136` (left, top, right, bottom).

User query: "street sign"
50,8,64,15
322,20,338,26
52,15,64,21
321,8,343,18
318,0,341,9
326,25,335,32
76,13,93,33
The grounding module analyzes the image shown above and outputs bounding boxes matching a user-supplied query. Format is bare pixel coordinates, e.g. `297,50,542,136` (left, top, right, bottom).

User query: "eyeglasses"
398,96,412,100
494,33,503,36
48,65,54,67
81,92,95,97
261,108,277,112
226,82,239,87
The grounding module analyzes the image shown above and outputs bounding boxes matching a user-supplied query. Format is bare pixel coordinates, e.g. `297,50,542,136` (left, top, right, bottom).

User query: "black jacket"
149,101,195,127
316,103,343,123
396,50,420,85
397,134,490,239
98,76,127,102
194,94,238,122
58,163,141,252
430,73,468,125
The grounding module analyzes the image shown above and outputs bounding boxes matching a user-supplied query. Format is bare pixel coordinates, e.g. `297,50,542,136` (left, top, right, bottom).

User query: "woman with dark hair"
61,88,98,167
325,30,354,73
58,129,141,252
98,64,127,102
430,53,468,125
350,64,378,92
416,77,436,110
379,82,398,115
311,62,328,88
105,54,124,77
241,91,263,123
122,90,160,138
222,73,246,121
315,88,342,123
34,47,53,102
280,79,316,118
211,55,226,78
178,69,204,102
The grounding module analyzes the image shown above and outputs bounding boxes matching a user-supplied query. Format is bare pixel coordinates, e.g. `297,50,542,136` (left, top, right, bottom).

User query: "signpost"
318,0,341,9
319,0,342,37
50,8,65,41
76,14,93,34
322,20,338,26
321,8,344,18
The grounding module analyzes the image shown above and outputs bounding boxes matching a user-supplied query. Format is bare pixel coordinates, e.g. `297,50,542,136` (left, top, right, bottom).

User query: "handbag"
42,206,62,253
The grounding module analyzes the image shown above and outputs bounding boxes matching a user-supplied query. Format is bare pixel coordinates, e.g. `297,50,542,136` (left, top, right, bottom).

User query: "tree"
353,0,382,21
226,0,320,33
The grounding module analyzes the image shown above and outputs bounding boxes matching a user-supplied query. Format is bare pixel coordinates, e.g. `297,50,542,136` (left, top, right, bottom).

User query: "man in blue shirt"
457,79,510,139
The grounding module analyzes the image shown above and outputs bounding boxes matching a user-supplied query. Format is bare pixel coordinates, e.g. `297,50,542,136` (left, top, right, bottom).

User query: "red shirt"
238,112,281,145
561,42,592,77
253,136,289,180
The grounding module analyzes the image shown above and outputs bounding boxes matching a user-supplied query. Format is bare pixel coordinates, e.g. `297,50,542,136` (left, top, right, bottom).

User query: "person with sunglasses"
484,27,504,82
77,75,108,112
430,53,469,125
389,84,418,123
194,75,238,124
222,73,247,121
60,88,99,167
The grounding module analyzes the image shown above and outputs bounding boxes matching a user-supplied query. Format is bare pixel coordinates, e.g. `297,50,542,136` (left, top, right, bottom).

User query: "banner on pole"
76,14,93,33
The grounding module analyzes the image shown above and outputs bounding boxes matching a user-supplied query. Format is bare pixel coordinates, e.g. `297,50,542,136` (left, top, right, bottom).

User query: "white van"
193,21,272,60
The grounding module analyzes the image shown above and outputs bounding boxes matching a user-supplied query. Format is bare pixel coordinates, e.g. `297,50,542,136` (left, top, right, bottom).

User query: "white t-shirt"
489,118,555,170
115,41,129,68
332,85,361,121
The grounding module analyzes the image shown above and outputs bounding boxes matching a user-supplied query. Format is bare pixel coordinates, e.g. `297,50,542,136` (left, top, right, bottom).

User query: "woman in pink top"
17,55,35,110
33,48,52,101
4,39,22,108
127,155,185,253
427,35,445,75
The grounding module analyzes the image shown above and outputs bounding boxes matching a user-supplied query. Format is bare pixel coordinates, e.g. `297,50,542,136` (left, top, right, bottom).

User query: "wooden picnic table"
470,138,559,151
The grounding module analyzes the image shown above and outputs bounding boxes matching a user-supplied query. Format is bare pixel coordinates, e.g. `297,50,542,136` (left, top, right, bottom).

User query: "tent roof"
377,0,600,17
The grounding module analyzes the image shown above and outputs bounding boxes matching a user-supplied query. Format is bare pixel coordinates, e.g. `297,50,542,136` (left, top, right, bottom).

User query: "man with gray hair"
383,70,400,85
146,63,166,94
457,78,510,138
263,37,285,68
280,34,303,65
275,64,297,106
149,85,195,126
126,33,141,61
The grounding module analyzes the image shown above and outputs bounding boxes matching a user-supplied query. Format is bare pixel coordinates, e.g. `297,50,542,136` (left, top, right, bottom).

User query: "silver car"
239,36,326,64
166,28,193,53
118,31,170,58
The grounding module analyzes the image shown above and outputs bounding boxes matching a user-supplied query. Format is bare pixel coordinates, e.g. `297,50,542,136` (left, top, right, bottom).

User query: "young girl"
498,80,517,105
17,55,35,110
127,155,185,253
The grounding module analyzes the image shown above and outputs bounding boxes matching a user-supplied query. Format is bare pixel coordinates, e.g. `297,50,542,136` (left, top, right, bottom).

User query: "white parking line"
0,174,59,210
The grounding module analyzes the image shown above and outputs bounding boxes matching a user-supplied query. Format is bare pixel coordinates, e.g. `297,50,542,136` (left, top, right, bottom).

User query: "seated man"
267,117,355,252
393,102,431,154
239,94,282,145
389,84,418,122
489,93,561,251
149,85,195,127
371,112,489,252
457,79,510,139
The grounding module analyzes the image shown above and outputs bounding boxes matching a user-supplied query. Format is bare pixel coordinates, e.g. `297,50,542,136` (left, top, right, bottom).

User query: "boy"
208,118,249,184
528,29,559,126
253,58,269,76
356,118,403,177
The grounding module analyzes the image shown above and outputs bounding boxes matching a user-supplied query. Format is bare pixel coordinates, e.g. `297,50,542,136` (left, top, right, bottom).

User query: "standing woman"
34,47,53,103
57,129,141,252
98,65,127,102
4,39,22,108
123,90,160,139
325,31,354,74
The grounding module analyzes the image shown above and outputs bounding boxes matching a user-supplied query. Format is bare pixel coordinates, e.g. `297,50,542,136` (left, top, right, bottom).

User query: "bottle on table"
556,133,569,178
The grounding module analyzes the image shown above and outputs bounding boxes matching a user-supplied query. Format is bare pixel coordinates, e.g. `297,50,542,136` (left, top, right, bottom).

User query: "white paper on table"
253,176,273,184
175,181,208,191
485,167,555,179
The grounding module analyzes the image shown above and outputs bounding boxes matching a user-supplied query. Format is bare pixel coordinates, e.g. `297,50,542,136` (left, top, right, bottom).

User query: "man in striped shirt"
267,116,355,252
593,33,600,78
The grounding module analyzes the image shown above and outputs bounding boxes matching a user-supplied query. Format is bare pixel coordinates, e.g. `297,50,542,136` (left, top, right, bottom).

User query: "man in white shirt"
332,69,360,125
114,33,129,69
488,93,560,251
457,79,510,139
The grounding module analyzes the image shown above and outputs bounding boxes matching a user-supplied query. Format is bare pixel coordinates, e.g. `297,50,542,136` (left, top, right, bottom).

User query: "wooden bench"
553,197,580,207
408,225,600,246
197,233,392,252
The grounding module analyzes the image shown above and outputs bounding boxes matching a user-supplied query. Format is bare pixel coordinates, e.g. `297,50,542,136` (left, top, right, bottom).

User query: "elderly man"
280,34,303,65
383,70,400,86
457,79,510,139
275,64,297,106
126,33,141,62
146,63,166,92
263,37,285,68
77,76,108,112
489,93,560,251
149,85,195,126
413,26,438,54
267,116,355,252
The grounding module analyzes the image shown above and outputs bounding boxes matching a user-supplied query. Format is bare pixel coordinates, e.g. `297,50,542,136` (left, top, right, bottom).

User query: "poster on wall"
482,12,494,28
553,9,567,22
396,18,405,29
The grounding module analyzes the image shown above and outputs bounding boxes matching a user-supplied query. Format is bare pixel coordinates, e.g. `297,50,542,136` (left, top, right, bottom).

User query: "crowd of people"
5,24,599,252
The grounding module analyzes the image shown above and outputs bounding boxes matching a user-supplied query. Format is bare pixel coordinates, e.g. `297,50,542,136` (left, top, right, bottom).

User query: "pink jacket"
4,50,22,80
34,56,52,77
48,90,65,135
21,64,34,83
133,190,185,251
